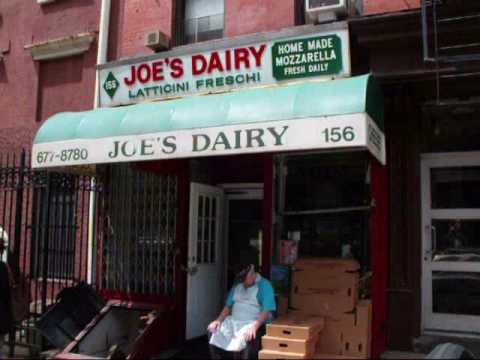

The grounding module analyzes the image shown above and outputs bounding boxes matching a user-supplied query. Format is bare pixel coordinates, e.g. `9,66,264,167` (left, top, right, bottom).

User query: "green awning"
32,75,385,168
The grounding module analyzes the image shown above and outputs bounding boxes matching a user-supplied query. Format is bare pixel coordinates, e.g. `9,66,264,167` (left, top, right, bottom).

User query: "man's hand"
207,319,221,333
243,320,261,342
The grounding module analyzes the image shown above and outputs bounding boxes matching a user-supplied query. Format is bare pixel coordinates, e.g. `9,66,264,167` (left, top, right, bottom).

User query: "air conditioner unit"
144,30,169,51
37,0,56,4
305,0,363,23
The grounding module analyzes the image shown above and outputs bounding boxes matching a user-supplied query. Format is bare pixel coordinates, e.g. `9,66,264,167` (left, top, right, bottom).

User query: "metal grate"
102,164,177,296
0,151,102,356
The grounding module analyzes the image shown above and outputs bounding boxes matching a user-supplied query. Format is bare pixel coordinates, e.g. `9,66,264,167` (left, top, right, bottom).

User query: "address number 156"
322,126,355,143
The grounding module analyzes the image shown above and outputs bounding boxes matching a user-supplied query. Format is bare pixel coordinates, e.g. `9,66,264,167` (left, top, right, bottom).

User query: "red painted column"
370,158,389,358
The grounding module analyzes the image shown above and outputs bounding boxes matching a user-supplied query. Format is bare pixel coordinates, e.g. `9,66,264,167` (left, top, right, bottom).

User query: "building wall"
224,0,296,37
109,0,173,60
0,0,100,154
364,0,420,15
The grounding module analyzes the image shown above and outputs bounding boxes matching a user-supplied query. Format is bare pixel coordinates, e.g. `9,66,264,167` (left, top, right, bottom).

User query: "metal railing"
1,150,102,357
421,0,480,101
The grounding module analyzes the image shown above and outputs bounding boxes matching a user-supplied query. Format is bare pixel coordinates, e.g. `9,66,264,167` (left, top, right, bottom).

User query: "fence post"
12,150,25,275
40,172,52,315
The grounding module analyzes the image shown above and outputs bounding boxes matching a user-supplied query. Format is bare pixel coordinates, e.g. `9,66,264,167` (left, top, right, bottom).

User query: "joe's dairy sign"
99,29,350,107
32,113,386,169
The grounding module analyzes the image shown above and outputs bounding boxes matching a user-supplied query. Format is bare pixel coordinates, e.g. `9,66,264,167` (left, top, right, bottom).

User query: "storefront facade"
6,0,480,357
32,22,389,357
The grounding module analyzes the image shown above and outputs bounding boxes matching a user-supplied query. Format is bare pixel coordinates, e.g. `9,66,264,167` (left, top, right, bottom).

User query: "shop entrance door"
186,183,224,340
224,184,264,289
421,152,480,334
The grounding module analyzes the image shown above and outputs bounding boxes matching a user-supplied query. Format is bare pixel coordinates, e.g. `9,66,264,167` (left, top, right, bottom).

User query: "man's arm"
216,306,231,322
244,311,271,341
207,306,231,333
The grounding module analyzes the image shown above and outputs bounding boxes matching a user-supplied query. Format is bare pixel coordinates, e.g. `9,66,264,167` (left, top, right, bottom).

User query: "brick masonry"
0,0,100,154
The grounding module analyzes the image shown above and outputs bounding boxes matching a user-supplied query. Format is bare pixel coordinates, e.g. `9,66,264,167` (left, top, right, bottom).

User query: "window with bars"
102,164,177,296
174,0,224,46
31,173,77,280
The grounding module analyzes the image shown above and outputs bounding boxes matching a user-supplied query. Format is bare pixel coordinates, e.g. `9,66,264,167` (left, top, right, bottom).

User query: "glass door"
421,152,480,334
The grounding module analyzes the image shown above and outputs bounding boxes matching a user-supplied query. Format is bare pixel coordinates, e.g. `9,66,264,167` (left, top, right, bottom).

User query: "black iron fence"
1,152,179,357
0,151,102,356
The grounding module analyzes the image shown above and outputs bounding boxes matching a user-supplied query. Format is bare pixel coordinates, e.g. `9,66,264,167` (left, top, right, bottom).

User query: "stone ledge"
24,32,96,61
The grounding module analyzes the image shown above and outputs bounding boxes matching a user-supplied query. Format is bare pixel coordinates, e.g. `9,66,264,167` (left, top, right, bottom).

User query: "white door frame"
421,151,480,334
186,182,224,340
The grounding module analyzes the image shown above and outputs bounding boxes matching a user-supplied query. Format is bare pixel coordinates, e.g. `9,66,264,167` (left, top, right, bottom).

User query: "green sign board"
271,34,343,81
103,72,120,99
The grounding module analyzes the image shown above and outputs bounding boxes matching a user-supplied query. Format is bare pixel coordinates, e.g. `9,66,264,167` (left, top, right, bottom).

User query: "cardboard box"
290,287,357,316
293,258,360,275
292,271,359,294
262,335,317,356
259,349,307,359
342,300,372,359
314,312,355,355
343,300,372,338
290,258,359,316
315,321,343,355
342,336,369,359
313,353,363,359
267,313,324,340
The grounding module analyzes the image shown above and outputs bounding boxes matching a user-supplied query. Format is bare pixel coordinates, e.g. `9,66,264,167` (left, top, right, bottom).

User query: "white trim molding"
25,32,96,61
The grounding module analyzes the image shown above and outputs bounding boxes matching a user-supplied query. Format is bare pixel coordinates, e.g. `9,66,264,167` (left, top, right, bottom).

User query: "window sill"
24,32,95,61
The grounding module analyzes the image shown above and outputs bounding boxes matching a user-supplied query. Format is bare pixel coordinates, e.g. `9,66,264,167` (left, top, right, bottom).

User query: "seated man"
207,264,276,360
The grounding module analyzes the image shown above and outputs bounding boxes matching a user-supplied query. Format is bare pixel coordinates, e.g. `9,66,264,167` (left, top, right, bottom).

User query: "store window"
276,152,371,271
174,0,224,46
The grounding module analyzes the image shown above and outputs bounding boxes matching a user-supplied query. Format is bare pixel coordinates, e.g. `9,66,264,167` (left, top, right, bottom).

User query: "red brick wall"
364,0,420,15
0,0,100,153
109,0,173,60
224,0,296,37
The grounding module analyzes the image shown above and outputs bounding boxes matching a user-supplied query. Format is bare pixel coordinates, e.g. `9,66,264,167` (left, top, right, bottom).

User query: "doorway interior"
185,155,267,340
222,184,264,291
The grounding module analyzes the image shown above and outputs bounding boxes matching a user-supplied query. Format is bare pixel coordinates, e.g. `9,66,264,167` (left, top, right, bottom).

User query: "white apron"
209,277,262,352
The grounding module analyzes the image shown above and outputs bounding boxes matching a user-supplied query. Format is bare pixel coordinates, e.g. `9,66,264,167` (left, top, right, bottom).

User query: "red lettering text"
207,52,224,73
137,64,151,84
192,54,207,76
234,48,250,70
124,65,136,86
225,49,232,71
249,44,266,67
152,61,164,81
170,58,184,78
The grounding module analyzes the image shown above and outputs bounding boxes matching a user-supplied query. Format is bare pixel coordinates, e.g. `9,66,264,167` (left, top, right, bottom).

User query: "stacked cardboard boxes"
260,258,372,359
259,313,324,359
